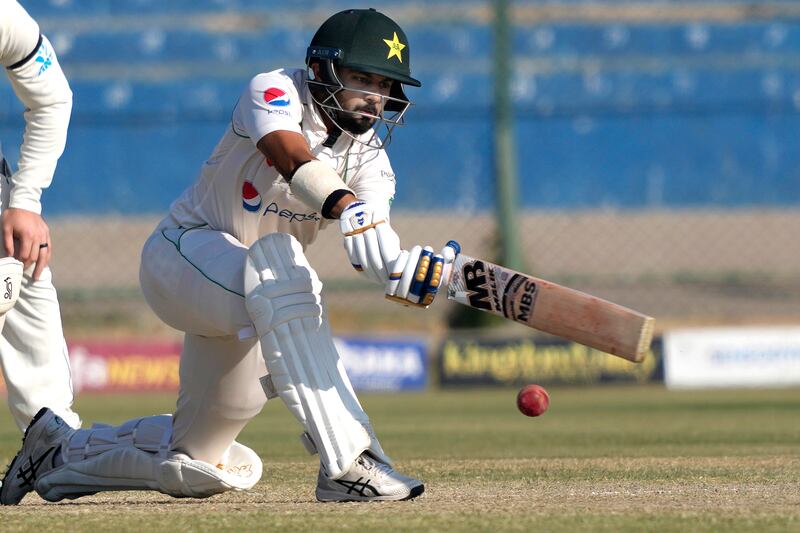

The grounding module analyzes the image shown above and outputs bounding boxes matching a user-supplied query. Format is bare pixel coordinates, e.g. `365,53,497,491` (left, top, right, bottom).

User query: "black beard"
334,108,377,135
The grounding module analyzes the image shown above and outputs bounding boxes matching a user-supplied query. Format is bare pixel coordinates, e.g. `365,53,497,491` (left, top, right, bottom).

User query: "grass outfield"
1,386,798,531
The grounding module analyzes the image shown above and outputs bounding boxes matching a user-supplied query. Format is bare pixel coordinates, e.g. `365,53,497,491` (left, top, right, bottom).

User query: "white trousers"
0,147,80,431
0,266,81,431
139,226,268,464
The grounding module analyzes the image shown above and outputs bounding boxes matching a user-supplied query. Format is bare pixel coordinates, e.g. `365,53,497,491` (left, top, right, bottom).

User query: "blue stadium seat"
3,1,799,212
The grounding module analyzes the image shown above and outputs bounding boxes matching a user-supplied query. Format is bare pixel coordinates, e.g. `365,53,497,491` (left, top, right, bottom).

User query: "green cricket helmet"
306,8,420,144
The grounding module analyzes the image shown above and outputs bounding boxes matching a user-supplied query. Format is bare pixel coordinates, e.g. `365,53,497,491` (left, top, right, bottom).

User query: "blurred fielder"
0,0,81,435
2,8,449,503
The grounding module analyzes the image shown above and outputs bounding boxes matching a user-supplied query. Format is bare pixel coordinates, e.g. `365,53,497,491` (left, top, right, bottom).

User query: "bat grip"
445,240,461,257
440,240,461,288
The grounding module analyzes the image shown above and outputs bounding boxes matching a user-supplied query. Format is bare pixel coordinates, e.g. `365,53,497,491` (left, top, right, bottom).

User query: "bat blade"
445,253,654,362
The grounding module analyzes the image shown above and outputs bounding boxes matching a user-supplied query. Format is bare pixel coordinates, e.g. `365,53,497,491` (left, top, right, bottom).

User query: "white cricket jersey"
1,0,72,214
162,68,397,249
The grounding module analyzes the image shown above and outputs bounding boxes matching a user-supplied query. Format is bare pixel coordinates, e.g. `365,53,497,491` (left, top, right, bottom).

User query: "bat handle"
444,240,461,259
440,240,461,289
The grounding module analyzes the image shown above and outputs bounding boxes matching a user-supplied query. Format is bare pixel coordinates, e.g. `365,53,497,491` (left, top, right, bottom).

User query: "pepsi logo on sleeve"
263,88,290,107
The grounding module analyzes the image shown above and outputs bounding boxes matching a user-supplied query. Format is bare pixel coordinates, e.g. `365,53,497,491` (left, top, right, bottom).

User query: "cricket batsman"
0,0,81,437
2,8,447,503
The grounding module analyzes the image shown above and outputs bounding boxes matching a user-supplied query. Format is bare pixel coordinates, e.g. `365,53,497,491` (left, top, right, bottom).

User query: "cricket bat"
443,242,654,363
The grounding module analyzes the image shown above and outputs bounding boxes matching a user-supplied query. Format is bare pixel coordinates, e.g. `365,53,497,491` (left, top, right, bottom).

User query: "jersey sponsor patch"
35,41,53,76
263,87,290,107
242,181,262,212
263,202,321,223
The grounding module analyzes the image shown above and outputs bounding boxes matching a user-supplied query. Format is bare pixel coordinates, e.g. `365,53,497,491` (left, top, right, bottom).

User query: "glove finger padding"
350,233,373,280
362,225,386,282
375,222,401,270
386,249,409,298
395,245,422,302
386,245,446,308
344,230,385,284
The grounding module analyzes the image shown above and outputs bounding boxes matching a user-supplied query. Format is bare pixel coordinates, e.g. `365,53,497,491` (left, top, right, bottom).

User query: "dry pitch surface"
1,386,798,532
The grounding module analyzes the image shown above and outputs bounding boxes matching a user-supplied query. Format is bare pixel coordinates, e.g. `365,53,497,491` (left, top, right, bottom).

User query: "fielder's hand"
339,201,401,284
1,207,52,281
385,242,459,308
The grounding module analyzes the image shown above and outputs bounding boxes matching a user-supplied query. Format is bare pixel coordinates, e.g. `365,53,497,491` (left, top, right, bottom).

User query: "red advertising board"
0,337,428,395
68,340,181,393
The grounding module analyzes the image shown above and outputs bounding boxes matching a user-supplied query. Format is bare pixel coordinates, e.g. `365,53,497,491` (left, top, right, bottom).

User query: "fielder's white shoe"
1,408,76,505
315,452,424,502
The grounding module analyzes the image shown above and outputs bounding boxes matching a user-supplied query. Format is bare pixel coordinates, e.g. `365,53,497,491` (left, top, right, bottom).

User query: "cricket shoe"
0,408,76,505
315,452,424,502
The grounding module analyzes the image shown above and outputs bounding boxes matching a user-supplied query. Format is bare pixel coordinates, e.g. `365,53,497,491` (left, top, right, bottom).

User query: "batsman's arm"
256,131,356,219
257,131,401,283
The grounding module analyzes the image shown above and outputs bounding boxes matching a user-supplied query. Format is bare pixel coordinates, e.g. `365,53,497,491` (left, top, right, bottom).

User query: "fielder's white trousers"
139,226,268,464
0,266,81,431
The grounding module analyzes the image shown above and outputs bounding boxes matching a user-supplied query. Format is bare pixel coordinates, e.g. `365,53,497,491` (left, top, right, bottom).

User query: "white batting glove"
339,201,402,284
385,243,458,308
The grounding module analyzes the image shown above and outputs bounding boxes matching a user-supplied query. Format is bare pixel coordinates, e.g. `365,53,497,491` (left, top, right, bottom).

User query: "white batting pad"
244,232,389,479
35,415,262,500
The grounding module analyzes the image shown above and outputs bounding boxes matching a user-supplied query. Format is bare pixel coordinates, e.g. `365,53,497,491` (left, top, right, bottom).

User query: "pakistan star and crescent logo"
383,32,406,63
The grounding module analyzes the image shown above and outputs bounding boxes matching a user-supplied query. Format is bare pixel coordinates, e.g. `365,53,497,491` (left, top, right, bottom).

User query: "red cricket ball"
516,384,550,417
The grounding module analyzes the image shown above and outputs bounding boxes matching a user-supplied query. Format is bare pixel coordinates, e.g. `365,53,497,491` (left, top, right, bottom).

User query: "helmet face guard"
305,9,421,148
306,53,412,147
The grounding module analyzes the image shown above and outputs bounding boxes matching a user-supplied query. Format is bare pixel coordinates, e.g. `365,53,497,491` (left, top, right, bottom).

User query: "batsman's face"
335,68,393,134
